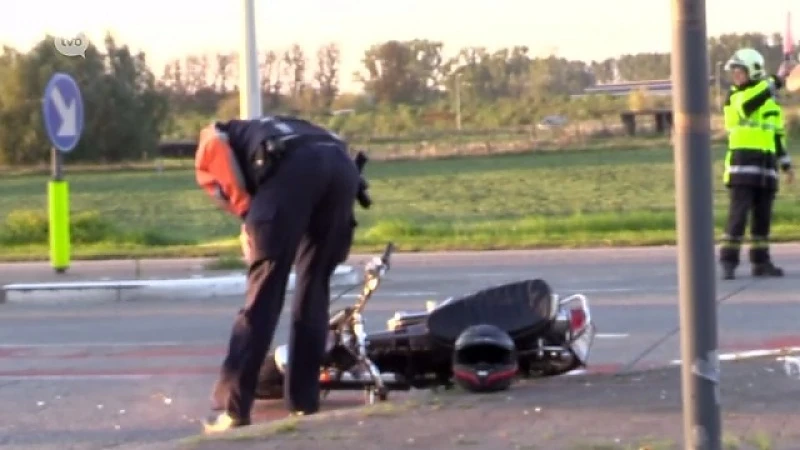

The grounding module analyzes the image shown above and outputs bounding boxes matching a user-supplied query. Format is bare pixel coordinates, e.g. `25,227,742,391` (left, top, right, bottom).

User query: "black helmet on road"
452,324,517,392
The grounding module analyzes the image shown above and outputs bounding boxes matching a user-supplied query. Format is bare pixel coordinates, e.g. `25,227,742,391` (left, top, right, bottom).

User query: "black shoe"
721,265,736,280
752,262,784,277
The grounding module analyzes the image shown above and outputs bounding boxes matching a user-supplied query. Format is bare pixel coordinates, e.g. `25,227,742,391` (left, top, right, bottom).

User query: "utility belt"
247,134,343,189
249,135,372,210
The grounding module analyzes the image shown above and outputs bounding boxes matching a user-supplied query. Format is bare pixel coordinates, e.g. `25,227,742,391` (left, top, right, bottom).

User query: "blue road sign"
42,72,84,153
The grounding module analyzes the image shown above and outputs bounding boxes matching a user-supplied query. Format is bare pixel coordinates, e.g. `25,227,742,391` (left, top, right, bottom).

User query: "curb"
1,265,359,304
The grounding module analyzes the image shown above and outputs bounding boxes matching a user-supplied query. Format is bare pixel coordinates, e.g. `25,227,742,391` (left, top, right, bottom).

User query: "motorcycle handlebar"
362,242,394,285
328,243,394,311
350,242,394,314
380,242,395,270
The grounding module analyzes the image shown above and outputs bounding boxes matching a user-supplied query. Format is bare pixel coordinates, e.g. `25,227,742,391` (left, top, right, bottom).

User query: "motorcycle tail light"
569,307,587,333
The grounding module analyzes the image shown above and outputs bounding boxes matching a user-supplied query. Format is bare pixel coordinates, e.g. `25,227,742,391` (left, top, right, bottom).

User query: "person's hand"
239,223,253,264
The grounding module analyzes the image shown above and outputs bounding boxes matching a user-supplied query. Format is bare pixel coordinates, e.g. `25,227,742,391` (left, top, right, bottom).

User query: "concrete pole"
670,0,721,448
239,0,262,119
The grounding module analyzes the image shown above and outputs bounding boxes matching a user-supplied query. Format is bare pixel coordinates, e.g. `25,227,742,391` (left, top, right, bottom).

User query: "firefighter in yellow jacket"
719,48,795,280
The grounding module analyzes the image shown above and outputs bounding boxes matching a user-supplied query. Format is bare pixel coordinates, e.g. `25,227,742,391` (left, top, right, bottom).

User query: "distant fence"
158,140,197,159
154,116,730,162
578,77,719,97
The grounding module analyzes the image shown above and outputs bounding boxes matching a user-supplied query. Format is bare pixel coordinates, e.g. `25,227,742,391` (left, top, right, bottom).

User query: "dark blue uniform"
205,117,363,429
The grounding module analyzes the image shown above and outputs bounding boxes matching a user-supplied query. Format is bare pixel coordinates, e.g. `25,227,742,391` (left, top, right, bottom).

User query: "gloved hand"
357,177,371,208
354,151,372,209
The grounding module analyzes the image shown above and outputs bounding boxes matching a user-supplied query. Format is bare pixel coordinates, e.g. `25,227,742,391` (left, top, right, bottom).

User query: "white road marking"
567,287,680,293
0,374,153,381
669,347,800,365
340,291,439,298
381,284,676,294
0,341,208,349
389,272,531,280
573,288,638,293
380,286,678,295
596,333,629,339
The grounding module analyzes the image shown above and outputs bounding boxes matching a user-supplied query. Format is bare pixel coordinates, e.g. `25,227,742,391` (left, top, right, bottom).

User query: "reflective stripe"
737,118,778,130
726,166,778,178
779,155,792,166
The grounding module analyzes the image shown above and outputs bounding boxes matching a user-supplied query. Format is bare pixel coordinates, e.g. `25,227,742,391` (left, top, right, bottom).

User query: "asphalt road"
1,244,800,449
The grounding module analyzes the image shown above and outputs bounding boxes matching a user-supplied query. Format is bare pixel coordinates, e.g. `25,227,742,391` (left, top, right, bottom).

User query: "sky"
2,0,796,93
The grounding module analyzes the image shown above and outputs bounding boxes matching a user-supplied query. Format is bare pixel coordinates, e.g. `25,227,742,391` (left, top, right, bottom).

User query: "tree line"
0,32,797,165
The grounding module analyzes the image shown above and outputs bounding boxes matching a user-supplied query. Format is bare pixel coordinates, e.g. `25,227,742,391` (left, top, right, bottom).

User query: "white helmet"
724,48,766,80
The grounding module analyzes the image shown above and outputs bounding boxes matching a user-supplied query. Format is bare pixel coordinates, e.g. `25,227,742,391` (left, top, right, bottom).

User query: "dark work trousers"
213,141,360,421
719,185,776,267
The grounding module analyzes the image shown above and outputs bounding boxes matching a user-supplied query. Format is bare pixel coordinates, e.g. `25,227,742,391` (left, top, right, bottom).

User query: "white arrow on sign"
49,86,77,137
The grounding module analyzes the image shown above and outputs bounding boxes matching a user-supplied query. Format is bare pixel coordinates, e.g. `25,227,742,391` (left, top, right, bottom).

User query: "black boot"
719,243,740,281
752,261,784,277
721,263,736,280
749,246,784,277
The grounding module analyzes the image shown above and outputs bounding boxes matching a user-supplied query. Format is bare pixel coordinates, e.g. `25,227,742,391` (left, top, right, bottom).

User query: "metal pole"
670,0,721,449
239,0,262,119
51,147,63,181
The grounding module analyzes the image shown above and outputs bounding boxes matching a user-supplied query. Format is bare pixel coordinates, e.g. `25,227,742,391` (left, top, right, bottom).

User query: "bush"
0,210,49,245
70,210,118,243
0,209,190,246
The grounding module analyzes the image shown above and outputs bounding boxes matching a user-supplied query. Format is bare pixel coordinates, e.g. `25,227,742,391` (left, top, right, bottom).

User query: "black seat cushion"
426,279,554,345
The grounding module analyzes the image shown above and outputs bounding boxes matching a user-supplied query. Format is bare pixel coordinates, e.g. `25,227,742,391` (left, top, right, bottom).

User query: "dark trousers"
719,185,776,267
213,141,359,421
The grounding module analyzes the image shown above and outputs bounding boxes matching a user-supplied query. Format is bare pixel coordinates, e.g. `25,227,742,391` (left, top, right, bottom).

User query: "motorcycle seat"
426,278,555,345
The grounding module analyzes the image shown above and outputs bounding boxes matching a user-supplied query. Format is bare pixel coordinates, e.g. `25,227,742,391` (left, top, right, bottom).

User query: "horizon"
3,0,795,93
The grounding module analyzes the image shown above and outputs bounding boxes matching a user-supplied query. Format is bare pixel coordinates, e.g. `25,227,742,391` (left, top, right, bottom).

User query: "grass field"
2,144,800,261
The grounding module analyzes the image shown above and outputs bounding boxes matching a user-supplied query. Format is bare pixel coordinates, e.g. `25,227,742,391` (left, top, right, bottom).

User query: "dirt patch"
174,356,800,450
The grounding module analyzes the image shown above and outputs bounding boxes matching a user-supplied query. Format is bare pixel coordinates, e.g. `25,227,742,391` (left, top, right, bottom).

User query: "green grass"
2,144,800,260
